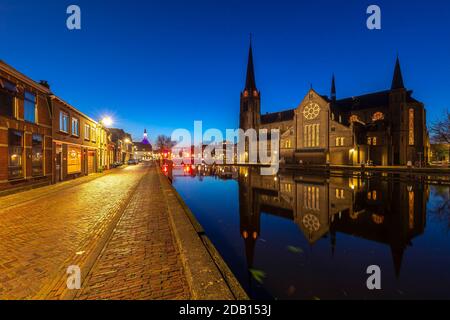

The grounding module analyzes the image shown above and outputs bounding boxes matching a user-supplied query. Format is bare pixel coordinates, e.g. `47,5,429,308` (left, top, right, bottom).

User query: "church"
239,43,429,166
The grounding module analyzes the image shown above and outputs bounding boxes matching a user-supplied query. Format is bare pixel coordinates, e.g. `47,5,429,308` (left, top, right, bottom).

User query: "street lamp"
101,116,113,127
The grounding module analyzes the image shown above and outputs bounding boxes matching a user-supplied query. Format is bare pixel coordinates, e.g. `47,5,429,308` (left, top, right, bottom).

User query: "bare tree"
431,110,450,144
430,110,450,161
155,135,174,151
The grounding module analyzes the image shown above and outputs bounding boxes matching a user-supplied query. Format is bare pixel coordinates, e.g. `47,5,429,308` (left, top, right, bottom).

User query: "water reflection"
172,165,450,299
238,167,428,280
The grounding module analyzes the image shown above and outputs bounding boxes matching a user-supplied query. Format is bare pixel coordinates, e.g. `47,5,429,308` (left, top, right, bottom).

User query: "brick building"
50,95,101,183
240,44,429,166
0,60,136,193
0,61,53,192
109,128,133,164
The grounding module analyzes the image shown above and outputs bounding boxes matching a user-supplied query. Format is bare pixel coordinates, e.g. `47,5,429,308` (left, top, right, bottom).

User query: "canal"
172,166,450,300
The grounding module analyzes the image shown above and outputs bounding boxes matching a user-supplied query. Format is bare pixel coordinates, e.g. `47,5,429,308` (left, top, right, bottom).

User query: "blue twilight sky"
0,0,449,142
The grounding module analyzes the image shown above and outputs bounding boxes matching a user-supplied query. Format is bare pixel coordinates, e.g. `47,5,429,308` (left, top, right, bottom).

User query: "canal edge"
158,169,249,300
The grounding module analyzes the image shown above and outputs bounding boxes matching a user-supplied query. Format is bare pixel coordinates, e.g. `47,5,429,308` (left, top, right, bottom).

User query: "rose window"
303,103,321,120
303,214,320,232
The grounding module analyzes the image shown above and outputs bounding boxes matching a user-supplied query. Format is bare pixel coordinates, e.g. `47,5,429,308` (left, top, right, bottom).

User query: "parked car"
127,159,139,165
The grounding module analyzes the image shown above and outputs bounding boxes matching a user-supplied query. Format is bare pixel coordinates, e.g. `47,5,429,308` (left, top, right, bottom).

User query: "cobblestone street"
0,164,190,300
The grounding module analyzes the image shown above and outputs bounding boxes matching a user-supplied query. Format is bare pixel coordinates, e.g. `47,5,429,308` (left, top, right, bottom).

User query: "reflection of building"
238,168,427,277
239,43,429,166
133,129,153,161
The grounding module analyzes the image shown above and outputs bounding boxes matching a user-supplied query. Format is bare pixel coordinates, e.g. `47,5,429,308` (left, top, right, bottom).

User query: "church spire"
244,40,257,91
331,74,336,101
391,56,405,90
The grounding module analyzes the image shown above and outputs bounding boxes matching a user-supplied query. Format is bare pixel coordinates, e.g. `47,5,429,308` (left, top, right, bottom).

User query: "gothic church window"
409,108,415,145
304,124,320,148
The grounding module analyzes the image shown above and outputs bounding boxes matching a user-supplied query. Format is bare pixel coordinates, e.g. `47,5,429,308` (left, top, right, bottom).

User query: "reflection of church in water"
238,167,428,277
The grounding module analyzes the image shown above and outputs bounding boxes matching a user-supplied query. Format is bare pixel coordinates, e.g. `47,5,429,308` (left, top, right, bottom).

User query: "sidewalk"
75,165,238,300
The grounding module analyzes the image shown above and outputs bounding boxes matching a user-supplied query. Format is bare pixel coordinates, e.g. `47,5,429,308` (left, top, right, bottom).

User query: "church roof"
244,43,257,91
261,109,295,124
391,57,405,90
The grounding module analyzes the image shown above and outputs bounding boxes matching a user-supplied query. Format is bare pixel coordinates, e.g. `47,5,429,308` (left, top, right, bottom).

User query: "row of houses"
0,60,137,193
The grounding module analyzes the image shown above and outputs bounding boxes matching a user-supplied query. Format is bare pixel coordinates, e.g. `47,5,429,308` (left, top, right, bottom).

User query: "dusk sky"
1,0,449,142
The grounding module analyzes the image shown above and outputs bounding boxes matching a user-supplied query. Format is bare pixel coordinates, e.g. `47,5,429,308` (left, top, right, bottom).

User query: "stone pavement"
0,165,145,299
76,165,190,300
0,162,239,300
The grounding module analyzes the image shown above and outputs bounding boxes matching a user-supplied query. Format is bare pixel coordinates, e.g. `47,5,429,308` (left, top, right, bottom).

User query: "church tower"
240,41,261,131
389,56,408,165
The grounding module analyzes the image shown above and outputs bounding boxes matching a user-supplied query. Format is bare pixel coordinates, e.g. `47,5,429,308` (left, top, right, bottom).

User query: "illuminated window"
409,191,415,229
349,115,360,123
8,129,23,179
367,137,372,145
31,134,43,177
367,190,377,200
68,146,82,174
335,189,345,199
304,186,320,211
253,90,258,97
372,112,385,122
243,90,249,97
409,108,415,145
372,214,384,225
336,137,344,147
304,124,320,148
373,137,377,146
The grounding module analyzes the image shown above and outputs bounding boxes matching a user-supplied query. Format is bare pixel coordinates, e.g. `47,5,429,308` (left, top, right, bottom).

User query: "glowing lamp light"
101,116,113,127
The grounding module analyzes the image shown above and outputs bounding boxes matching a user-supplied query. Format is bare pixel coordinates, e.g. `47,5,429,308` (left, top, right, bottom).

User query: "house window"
60,111,69,132
8,130,24,179
72,118,79,136
0,80,15,118
91,127,96,142
409,108,415,145
304,124,320,148
24,91,36,123
85,124,91,140
32,134,43,177
67,146,82,174
373,137,377,146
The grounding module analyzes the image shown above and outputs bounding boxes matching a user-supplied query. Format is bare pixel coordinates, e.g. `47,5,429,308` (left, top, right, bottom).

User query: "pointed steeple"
244,40,257,91
331,74,336,101
391,56,405,90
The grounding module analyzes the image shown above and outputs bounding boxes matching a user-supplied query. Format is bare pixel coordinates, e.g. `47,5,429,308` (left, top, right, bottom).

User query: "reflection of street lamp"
101,116,113,127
